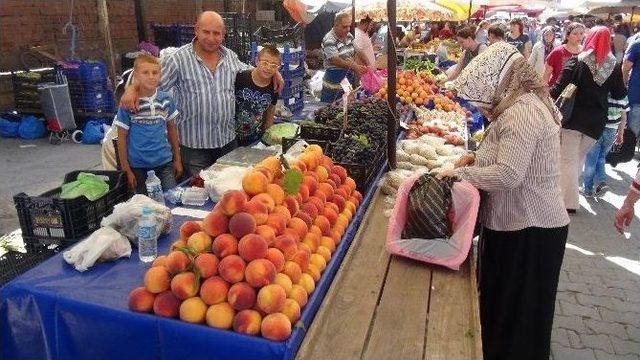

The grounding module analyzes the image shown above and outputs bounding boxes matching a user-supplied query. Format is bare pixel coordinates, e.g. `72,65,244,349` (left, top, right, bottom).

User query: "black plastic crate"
328,144,386,192
282,137,329,154
299,124,341,142
0,250,56,287
13,170,131,252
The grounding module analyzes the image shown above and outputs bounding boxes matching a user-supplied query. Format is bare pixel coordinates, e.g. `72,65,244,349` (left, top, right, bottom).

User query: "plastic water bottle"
137,206,157,263
145,170,165,204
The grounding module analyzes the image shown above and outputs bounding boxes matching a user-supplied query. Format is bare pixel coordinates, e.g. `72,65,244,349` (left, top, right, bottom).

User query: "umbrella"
588,5,639,15
340,0,456,21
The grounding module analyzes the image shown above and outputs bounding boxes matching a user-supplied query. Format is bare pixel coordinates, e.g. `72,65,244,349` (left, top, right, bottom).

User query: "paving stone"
569,273,606,287
551,344,596,360
624,289,640,304
584,319,629,339
580,334,614,353
561,300,601,319
601,309,640,327
558,281,590,293
557,292,578,304
559,270,570,282
606,279,640,291
626,325,640,342
577,294,614,309
609,298,640,313
594,349,640,360
590,285,628,300
555,315,587,332
611,338,640,356
552,328,571,347
569,330,585,348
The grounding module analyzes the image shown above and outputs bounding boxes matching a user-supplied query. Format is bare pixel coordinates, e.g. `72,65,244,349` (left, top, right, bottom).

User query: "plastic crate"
251,42,306,66
281,79,304,99
13,170,131,252
299,123,341,142
327,144,386,191
0,250,56,287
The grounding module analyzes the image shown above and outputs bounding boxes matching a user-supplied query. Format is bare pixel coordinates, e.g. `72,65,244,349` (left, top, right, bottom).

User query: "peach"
283,228,301,243
257,284,287,314
218,254,246,283
309,225,323,238
265,248,285,272
298,273,315,295
332,194,346,213
257,156,282,175
273,204,291,221
233,309,263,336
342,207,354,222
187,231,213,254
287,217,309,240
322,208,338,227
170,239,187,252
164,250,191,274
307,196,325,214
202,211,230,237
206,302,235,329
266,213,287,235
252,193,276,212
334,188,349,201
291,160,307,173
299,151,318,171
303,176,318,196
266,183,285,205
314,216,331,236
288,284,308,307
194,253,219,279
320,155,334,169
316,246,331,262
218,190,248,216
325,178,338,191
229,212,256,239
144,266,171,293
319,236,336,253
227,282,256,311
310,253,327,272
353,190,363,204
242,171,269,196
324,201,340,215
300,202,319,219
128,287,156,313
212,233,239,258
344,177,357,193
317,182,334,200
153,290,181,318
338,184,352,197
315,165,329,183
170,271,198,300
298,242,312,255
302,232,319,253
282,261,302,283
179,221,202,240
273,235,298,260
305,144,324,155
313,189,327,203
200,276,230,305
306,264,321,282
283,196,300,217
255,225,276,246
238,234,268,262
281,298,301,323
261,313,292,341
291,248,310,272
243,200,269,225
332,165,347,183
298,183,310,202
245,259,276,288
179,297,208,324
329,173,343,187
274,273,293,295
345,200,357,214
295,211,313,229
254,166,274,183
331,228,343,244
336,214,349,230
152,255,167,268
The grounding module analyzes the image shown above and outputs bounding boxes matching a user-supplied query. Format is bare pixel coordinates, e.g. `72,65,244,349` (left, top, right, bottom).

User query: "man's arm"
263,105,276,130
166,119,183,180
330,56,367,75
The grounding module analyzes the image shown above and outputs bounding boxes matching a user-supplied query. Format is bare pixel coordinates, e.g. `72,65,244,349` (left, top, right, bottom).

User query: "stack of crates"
12,70,56,113
57,60,114,114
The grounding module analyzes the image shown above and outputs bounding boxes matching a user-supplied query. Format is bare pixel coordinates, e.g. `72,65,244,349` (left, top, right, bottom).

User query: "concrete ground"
1,136,639,358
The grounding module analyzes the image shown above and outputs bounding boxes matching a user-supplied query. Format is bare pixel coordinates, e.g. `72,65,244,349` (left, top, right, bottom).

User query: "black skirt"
479,225,569,360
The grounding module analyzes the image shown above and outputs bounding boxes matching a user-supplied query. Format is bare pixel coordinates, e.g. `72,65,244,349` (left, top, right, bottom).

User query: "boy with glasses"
234,45,281,146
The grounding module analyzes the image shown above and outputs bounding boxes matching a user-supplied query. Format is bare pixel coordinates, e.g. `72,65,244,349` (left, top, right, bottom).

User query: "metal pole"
97,0,117,84
387,0,397,169
351,0,356,35
468,0,472,21
133,0,147,42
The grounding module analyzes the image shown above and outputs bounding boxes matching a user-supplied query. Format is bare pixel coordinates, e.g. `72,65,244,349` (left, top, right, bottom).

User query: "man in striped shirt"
122,11,283,176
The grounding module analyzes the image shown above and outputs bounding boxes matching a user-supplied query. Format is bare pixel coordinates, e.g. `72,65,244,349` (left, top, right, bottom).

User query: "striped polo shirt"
160,42,250,149
322,29,356,69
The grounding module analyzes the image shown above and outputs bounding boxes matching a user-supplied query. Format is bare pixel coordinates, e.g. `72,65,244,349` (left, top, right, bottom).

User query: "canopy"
339,0,456,21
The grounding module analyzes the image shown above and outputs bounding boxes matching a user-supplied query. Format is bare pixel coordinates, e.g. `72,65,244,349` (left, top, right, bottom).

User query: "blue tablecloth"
1,162,387,360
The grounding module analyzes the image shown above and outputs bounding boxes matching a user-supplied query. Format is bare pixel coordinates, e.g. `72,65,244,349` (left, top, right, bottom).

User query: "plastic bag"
0,118,20,138
82,120,106,144
18,115,46,139
101,194,172,246
60,172,110,200
63,226,131,272
361,68,384,93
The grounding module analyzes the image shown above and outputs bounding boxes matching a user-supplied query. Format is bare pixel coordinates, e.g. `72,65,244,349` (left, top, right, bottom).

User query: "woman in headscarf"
438,42,570,360
543,22,585,86
551,26,627,213
528,26,556,76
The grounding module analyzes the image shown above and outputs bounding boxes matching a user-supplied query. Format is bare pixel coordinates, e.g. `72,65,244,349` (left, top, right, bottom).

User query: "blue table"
0,162,388,360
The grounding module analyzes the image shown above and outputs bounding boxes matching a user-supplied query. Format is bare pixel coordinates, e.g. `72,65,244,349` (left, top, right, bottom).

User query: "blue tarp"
0,162,387,360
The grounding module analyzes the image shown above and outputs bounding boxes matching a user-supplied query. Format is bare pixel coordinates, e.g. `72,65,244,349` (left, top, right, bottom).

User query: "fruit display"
128,146,364,341
406,105,468,145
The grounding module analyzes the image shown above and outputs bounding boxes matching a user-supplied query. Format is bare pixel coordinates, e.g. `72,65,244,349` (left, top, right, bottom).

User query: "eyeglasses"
258,60,280,69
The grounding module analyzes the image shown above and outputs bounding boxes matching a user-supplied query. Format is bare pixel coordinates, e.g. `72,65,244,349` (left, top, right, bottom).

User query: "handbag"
554,60,583,126
606,128,637,166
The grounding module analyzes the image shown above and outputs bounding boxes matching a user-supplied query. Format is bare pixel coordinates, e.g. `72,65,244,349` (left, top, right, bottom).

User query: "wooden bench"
297,188,483,360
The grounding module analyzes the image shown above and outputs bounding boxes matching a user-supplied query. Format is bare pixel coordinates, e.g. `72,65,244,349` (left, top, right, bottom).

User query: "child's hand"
125,170,137,191
174,161,184,181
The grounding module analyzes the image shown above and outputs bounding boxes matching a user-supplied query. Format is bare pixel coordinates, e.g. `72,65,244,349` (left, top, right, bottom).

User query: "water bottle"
137,206,157,263
145,170,165,204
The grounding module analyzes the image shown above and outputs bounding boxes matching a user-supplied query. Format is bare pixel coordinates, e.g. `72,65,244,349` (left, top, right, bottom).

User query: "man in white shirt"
354,16,376,68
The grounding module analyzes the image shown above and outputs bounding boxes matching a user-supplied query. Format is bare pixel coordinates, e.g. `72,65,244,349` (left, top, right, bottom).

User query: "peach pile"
128,148,363,341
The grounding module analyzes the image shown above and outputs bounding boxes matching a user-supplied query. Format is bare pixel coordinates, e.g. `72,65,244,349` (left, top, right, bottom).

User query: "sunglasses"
258,59,280,69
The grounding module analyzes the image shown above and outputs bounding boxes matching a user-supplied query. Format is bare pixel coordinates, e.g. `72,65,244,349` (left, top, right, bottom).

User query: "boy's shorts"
131,161,177,195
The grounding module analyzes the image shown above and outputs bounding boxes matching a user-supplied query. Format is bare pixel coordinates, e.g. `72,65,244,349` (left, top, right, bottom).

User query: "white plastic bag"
101,194,172,245
63,227,131,272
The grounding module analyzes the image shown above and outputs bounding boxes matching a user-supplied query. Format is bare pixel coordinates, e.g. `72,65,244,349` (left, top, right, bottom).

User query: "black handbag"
606,128,637,166
554,60,583,126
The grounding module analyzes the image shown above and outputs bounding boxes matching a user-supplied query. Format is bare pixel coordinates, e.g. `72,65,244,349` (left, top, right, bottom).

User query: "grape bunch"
329,136,379,165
